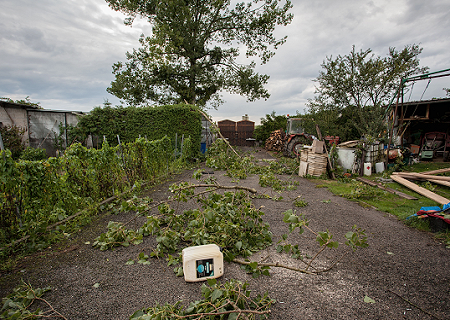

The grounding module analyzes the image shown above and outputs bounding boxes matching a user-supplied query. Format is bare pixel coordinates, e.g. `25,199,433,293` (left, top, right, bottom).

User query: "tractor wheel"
286,135,312,158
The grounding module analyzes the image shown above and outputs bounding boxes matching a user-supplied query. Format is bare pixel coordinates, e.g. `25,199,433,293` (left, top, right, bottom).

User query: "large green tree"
305,44,428,141
106,0,293,108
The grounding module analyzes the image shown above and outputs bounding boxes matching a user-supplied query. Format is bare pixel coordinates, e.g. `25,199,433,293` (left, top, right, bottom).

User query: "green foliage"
341,181,385,200
131,279,274,320
259,171,299,191
18,147,47,161
206,138,299,184
0,125,26,159
0,96,41,108
94,189,273,261
0,135,191,256
75,104,201,156
345,225,369,251
0,280,56,319
303,44,428,141
105,0,293,108
253,111,287,142
293,197,308,207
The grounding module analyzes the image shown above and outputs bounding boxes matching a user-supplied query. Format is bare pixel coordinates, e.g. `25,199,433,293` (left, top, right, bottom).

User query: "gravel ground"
1,147,449,319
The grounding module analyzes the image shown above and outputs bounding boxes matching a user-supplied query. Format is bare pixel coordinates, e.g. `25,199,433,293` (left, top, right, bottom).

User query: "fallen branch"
122,183,258,228
0,180,159,251
233,258,314,275
388,289,444,320
175,183,257,194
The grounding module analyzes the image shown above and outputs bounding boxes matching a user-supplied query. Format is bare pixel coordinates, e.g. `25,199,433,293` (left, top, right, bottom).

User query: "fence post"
0,132,4,150
180,134,184,159
117,135,130,184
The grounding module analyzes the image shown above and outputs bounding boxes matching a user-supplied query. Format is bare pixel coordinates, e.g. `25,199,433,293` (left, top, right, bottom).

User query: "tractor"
283,118,313,158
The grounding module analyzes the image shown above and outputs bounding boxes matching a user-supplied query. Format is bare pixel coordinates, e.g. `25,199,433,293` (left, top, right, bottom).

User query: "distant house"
0,100,84,156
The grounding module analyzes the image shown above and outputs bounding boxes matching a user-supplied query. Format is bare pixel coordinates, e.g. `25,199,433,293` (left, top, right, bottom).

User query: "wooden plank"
392,172,450,182
390,175,450,205
420,168,450,175
356,177,418,200
428,179,450,187
299,161,308,177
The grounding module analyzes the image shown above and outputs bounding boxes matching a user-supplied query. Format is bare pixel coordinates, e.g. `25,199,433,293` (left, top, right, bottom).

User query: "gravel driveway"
1,147,449,319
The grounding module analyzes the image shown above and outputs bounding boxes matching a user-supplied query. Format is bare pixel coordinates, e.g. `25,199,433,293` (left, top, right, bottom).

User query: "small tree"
305,45,428,141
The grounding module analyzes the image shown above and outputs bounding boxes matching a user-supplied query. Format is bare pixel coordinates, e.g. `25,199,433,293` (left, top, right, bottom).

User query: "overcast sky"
1,0,449,125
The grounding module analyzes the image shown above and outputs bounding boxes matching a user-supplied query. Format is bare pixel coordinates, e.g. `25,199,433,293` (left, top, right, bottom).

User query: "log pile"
265,129,285,152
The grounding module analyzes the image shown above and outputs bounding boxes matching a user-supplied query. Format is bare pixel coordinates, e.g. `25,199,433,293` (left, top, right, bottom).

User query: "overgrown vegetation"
0,125,26,159
0,136,193,263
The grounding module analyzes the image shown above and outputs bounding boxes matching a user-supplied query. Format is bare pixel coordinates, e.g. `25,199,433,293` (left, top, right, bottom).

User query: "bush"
0,125,25,159
19,147,47,161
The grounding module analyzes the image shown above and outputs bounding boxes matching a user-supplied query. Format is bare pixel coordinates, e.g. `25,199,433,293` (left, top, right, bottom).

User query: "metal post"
0,132,4,150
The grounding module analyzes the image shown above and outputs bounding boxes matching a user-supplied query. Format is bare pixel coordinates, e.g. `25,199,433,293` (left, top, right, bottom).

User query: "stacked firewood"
265,129,285,151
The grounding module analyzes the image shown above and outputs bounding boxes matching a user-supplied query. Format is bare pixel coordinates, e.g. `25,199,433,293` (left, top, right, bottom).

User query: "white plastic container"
182,244,224,282
375,162,385,174
364,162,372,176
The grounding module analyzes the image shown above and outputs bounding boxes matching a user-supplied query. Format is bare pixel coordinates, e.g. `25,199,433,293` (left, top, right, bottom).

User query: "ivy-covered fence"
75,104,202,155
0,135,192,254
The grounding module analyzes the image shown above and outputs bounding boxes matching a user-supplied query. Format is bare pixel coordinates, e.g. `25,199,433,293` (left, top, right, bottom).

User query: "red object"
324,136,340,145
416,210,450,225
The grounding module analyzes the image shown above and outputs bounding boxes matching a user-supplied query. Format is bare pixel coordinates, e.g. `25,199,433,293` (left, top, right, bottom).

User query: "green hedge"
76,104,202,155
0,135,191,252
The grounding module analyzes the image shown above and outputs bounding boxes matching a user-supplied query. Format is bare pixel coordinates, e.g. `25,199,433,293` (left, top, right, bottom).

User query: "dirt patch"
1,148,449,319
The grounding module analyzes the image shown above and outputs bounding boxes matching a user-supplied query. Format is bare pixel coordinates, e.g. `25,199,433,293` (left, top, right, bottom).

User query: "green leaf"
207,278,217,286
235,241,242,251
125,259,135,265
92,283,100,288
364,295,376,303
211,289,223,303
228,312,239,320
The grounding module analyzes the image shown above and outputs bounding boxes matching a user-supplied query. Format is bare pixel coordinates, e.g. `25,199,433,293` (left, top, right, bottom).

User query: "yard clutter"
407,203,450,232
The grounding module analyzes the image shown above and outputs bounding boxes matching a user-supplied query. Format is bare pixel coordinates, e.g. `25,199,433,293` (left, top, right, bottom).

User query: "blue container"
200,143,206,154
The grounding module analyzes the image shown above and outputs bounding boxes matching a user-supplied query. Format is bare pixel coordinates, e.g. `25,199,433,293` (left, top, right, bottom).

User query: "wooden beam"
390,175,450,205
427,179,450,188
420,168,450,175
392,172,450,182
356,177,418,200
